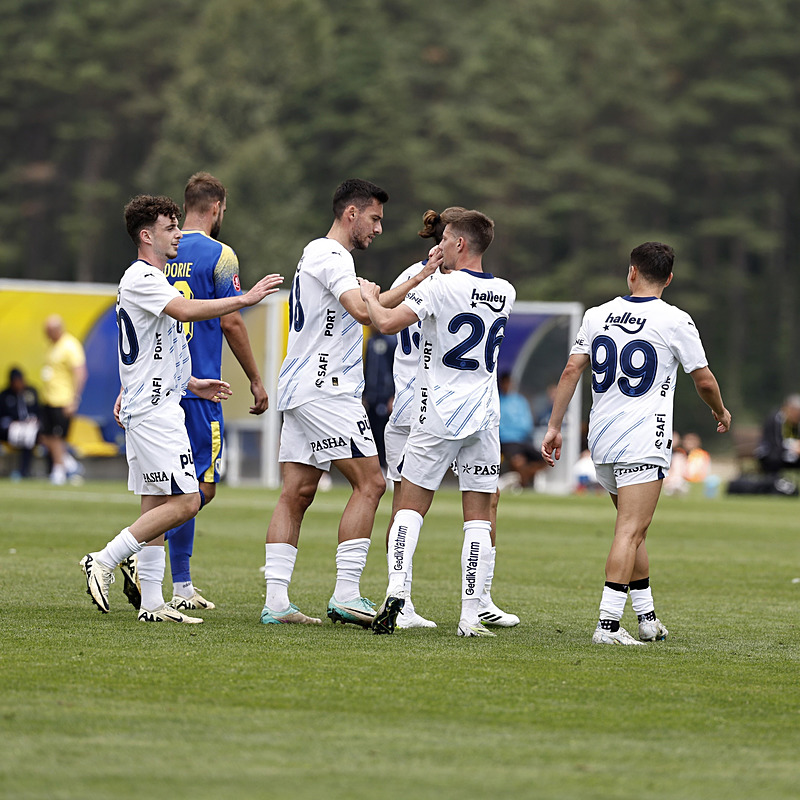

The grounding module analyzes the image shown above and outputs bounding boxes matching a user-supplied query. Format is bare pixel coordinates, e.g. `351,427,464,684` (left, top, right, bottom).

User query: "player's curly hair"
332,179,389,218
124,195,182,246
418,207,467,245
630,242,674,284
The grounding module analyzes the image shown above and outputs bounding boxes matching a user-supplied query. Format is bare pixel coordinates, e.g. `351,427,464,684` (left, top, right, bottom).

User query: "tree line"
3,0,800,432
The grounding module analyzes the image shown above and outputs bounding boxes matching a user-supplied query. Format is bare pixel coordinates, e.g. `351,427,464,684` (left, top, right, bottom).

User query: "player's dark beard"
351,232,370,250
210,218,222,240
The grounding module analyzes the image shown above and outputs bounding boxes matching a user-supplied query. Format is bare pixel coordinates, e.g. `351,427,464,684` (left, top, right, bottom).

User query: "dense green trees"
3,0,800,426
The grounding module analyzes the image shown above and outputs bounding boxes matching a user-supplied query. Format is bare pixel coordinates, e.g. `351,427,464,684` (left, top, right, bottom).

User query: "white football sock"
333,538,371,603
479,545,497,608
174,580,194,599
96,527,142,569
137,545,166,611
265,543,297,612
460,521,492,625
386,509,423,596
599,585,628,622
630,586,655,616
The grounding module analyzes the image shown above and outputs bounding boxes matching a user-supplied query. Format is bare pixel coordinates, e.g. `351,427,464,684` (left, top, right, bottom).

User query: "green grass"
1,480,798,799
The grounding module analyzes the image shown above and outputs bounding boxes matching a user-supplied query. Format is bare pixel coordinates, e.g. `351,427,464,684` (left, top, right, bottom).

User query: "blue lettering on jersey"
603,312,646,334
469,288,506,313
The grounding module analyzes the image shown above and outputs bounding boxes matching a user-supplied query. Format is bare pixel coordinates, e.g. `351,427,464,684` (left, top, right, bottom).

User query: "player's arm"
164,274,283,322
220,312,268,414
689,366,731,433
379,252,440,309
358,279,420,335
541,353,590,467
338,256,441,324
187,378,232,403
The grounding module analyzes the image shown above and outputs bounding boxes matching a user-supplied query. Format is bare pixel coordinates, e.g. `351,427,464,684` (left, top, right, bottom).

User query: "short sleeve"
570,313,591,356
213,243,242,299
319,249,359,301
129,269,182,317
671,312,708,373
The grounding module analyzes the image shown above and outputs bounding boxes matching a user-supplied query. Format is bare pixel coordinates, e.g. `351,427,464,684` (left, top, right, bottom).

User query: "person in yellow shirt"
40,315,87,485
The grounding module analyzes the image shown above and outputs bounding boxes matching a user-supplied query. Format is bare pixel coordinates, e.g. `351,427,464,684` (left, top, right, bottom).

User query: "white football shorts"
125,403,199,496
400,427,501,492
594,462,666,495
383,421,410,483
279,396,378,470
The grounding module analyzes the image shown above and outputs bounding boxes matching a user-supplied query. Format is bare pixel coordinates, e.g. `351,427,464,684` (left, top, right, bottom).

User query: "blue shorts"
181,398,224,484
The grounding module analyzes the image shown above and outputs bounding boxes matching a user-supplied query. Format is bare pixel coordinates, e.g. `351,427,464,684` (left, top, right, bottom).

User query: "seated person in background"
498,372,546,490
0,367,40,479
755,394,800,475
682,432,711,483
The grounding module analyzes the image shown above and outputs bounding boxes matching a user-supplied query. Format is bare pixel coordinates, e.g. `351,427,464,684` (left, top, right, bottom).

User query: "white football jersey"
388,262,426,429
572,295,708,467
117,260,190,429
404,269,516,440
277,238,363,410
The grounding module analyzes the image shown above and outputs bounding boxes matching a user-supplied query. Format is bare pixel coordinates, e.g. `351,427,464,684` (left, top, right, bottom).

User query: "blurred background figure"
0,367,40,479
755,394,800,477
662,432,688,496
683,432,711,484
39,315,87,485
572,448,601,494
362,327,396,470
497,371,546,492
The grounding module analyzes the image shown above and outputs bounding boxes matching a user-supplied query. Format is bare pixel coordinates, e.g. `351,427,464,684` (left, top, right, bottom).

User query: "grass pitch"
1,479,798,799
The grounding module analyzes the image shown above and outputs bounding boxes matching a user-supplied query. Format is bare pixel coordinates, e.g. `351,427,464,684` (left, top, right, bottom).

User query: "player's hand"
541,428,562,467
426,246,448,274
250,378,269,415
358,278,380,302
242,274,283,307
418,252,440,280
713,408,732,433
113,392,123,429
189,378,232,402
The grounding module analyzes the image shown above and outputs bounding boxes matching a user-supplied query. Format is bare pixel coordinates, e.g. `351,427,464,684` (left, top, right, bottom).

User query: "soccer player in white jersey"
385,208,519,630
79,195,282,622
360,210,516,637
261,179,437,627
541,242,731,645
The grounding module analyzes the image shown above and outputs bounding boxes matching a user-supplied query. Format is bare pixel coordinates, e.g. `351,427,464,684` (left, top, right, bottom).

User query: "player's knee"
182,492,202,520
364,471,387,503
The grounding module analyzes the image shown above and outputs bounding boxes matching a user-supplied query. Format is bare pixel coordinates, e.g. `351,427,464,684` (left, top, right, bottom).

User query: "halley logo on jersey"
470,288,506,313
311,436,347,453
603,312,646,334
233,274,241,292
464,541,481,595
